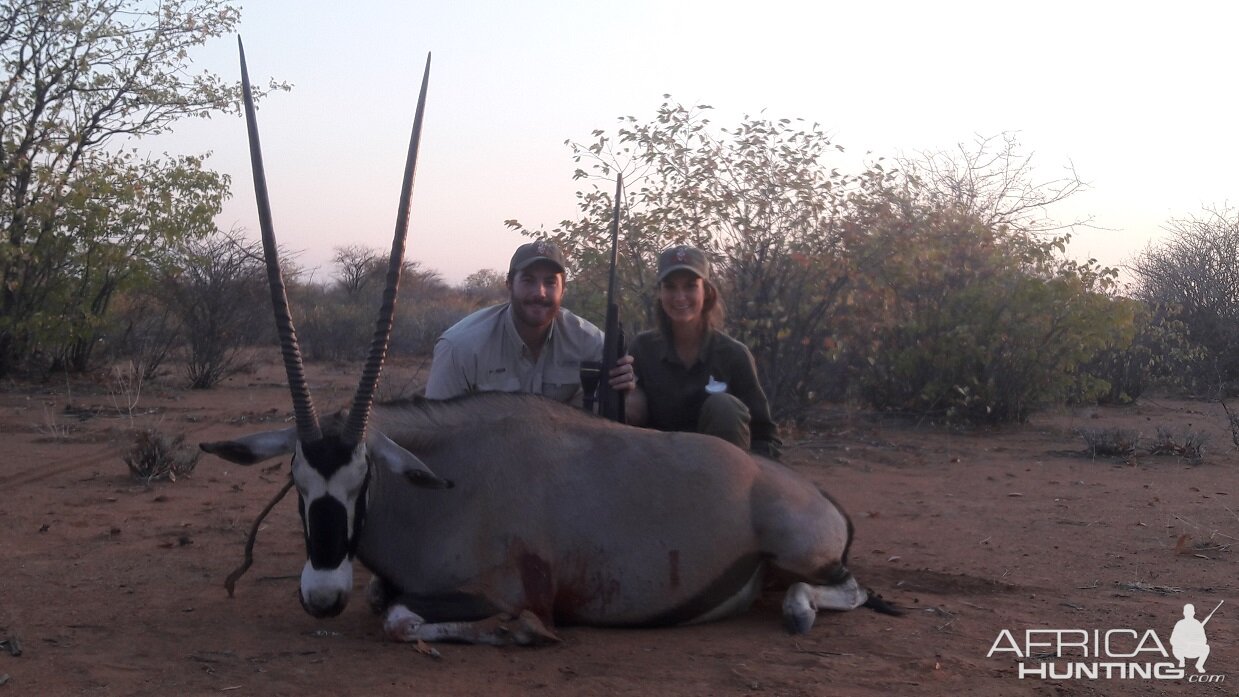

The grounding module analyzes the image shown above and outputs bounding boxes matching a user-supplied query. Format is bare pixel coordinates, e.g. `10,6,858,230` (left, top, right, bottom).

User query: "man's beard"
511,297,556,329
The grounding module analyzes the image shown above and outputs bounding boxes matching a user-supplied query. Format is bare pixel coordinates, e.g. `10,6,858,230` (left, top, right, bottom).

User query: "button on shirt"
424,303,603,404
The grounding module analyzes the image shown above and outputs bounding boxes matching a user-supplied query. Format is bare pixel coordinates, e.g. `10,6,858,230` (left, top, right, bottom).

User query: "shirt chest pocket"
475,372,522,394
542,364,583,401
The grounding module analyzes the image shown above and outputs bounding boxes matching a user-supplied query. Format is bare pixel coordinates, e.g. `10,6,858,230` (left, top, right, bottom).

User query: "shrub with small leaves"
124,429,200,482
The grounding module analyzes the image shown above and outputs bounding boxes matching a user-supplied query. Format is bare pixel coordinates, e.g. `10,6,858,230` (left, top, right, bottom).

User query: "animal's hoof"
782,582,816,634
510,610,562,645
382,605,424,642
782,610,815,634
415,639,441,659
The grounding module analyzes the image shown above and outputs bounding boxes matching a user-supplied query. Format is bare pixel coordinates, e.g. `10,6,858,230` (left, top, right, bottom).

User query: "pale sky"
153,0,1239,285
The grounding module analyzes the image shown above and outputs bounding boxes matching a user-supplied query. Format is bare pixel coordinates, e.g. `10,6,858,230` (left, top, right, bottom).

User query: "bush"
1079,428,1141,458
390,301,470,357
840,195,1134,423
1078,303,1202,404
292,285,375,362
291,262,468,361
101,290,182,382
1130,207,1239,396
161,230,268,389
124,428,200,483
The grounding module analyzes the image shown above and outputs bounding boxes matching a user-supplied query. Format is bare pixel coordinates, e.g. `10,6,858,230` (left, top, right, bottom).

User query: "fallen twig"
225,476,294,597
791,640,852,657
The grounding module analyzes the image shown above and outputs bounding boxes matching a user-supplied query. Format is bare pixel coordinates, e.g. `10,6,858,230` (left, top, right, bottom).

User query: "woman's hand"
608,354,636,392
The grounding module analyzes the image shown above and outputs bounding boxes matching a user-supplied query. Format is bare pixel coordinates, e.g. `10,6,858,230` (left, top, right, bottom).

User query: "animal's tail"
863,589,902,616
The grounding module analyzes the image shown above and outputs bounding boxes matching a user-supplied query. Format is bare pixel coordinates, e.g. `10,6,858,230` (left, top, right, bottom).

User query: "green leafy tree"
1080,302,1201,403
0,0,283,375
47,153,227,371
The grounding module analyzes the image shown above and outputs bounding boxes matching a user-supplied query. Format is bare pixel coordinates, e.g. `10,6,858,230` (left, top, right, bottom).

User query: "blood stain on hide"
519,552,554,622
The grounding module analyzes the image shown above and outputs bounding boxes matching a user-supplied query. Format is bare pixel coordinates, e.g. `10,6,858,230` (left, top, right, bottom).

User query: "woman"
627,245,781,457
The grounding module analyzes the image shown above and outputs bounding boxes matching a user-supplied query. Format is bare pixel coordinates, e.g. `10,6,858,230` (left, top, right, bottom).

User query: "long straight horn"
238,37,322,444
342,53,432,447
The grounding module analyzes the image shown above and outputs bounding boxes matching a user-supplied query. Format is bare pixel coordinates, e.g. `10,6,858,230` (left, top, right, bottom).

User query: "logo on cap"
536,240,551,255
675,246,688,262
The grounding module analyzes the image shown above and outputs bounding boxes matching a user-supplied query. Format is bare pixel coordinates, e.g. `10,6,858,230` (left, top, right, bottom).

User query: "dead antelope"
201,42,894,646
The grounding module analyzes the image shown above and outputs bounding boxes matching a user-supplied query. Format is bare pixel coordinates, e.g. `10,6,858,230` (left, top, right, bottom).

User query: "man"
425,240,634,404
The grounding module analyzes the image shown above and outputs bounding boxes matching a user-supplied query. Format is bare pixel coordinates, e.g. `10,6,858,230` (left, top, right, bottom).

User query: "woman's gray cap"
658,245,709,282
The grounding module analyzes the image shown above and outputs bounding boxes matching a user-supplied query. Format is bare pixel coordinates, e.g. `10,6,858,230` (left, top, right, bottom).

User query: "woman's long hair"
656,276,726,338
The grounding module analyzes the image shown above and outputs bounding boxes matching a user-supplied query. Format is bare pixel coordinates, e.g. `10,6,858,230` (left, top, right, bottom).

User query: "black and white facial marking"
292,436,371,618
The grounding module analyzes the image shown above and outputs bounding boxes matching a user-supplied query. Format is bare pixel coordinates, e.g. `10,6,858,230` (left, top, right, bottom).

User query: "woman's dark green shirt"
629,328,781,454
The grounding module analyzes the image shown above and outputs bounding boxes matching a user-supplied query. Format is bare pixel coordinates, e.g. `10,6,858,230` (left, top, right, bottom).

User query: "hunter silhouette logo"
988,599,1226,683
1171,601,1222,674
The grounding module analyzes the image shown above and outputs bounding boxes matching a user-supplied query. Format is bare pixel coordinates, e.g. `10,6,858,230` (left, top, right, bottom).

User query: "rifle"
590,174,626,422
1202,600,1224,626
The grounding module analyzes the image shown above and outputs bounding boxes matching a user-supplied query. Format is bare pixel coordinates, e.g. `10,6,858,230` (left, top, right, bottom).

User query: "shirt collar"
659,327,715,368
503,302,556,358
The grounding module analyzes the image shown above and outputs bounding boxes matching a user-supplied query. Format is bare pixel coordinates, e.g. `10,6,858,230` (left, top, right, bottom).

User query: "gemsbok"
200,41,895,646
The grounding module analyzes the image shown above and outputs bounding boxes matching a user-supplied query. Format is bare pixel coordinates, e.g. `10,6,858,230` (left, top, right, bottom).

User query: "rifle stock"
596,174,625,422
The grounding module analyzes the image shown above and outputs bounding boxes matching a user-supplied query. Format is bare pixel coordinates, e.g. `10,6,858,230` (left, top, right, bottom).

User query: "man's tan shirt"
424,303,603,404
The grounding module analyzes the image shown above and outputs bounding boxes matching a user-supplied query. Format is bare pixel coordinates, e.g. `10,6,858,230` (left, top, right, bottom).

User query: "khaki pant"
698,393,751,450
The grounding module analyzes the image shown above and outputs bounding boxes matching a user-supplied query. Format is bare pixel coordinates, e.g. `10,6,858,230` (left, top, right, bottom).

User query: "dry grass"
123,427,200,483
1078,427,1140,458
35,406,71,442
1149,427,1207,463
1079,426,1207,463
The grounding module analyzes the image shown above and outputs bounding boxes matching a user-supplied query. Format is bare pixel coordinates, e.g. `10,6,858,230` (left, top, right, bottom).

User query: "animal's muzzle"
300,588,348,618
299,559,354,618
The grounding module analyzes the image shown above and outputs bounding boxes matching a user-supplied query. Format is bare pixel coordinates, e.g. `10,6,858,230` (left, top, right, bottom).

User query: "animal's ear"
369,431,454,490
200,427,298,465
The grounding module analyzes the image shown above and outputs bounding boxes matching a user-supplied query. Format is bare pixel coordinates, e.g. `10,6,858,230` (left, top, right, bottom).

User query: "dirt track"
1,359,1235,696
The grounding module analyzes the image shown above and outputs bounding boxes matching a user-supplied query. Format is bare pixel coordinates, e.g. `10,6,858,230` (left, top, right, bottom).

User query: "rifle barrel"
597,174,625,422
1202,600,1224,626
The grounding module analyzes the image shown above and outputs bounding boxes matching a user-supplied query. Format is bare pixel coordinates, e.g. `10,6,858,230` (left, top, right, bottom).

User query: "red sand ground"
1,357,1236,696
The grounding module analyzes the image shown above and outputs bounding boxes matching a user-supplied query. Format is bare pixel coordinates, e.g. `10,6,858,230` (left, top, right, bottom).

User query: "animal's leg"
366,576,395,614
382,604,561,646
781,577,868,634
